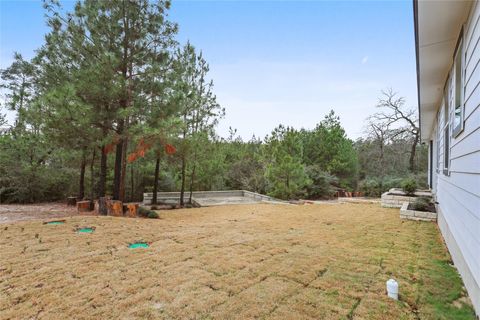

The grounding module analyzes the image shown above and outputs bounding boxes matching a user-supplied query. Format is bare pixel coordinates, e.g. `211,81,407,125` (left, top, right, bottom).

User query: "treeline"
0,1,427,203
213,111,359,200
356,90,428,196
1,0,223,204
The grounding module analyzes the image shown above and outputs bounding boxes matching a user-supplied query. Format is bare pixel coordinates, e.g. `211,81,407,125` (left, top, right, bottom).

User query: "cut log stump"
67,196,77,206
123,203,139,218
98,197,109,216
107,200,123,217
93,200,100,215
77,200,93,212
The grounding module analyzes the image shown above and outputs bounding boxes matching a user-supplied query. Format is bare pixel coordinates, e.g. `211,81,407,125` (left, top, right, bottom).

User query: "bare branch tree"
373,89,420,173
364,117,391,177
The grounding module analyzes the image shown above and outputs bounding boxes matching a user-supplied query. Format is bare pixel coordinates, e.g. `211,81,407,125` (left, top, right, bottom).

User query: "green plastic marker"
46,221,64,225
128,242,149,249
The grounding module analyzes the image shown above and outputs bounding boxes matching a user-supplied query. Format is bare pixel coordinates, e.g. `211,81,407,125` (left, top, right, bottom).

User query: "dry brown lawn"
0,203,475,319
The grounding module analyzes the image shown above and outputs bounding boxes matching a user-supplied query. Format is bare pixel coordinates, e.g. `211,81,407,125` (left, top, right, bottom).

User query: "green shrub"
413,172,429,189
138,206,152,217
381,176,404,192
401,178,417,195
411,196,433,211
358,175,417,197
266,159,310,200
138,207,159,218
305,166,338,199
147,211,159,219
358,178,382,197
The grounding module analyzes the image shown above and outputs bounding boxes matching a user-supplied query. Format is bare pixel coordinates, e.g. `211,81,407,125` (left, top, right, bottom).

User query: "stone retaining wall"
242,190,284,203
143,190,284,205
399,202,437,221
381,188,432,208
381,193,417,208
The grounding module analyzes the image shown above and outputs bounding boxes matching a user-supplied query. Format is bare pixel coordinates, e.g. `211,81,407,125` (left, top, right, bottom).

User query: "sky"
0,0,418,140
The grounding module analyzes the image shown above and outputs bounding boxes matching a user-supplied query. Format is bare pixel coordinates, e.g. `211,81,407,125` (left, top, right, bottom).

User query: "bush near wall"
358,174,426,198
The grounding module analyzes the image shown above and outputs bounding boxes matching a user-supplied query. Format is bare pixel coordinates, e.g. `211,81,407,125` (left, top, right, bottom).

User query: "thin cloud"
361,56,369,64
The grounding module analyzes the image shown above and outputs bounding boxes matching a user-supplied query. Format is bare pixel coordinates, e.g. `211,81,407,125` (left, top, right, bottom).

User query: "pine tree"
264,126,310,199
40,0,178,200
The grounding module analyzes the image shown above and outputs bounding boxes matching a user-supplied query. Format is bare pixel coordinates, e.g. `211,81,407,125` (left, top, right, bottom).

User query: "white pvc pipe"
386,279,399,300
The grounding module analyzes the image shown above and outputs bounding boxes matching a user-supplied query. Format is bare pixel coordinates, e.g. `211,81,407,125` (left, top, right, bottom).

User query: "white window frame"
452,28,465,137
443,78,451,176
443,124,450,176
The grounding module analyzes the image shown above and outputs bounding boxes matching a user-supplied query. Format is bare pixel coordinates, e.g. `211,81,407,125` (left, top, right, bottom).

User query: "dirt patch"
0,203,81,224
0,203,475,319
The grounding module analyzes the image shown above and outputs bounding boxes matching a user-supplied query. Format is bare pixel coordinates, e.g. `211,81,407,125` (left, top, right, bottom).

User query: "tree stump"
123,203,139,218
93,200,100,215
67,196,77,206
77,200,93,212
98,197,109,216
107,200,123,217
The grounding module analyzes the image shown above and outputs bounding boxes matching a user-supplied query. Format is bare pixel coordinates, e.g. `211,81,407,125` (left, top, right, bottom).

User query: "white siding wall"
431,2,480,313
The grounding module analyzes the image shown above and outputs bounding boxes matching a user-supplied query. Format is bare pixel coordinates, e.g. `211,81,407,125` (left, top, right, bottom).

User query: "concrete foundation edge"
142,190,285,205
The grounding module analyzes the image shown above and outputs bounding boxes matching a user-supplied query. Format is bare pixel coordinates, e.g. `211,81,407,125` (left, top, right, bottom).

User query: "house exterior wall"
429,2,480,314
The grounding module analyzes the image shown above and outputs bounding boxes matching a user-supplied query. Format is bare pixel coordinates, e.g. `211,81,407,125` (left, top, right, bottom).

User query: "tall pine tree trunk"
189,115,199,204
115,10,133,202
152,156,160,205
98,146,107,197
119,134,128,201
180,154,186,206
179,125,188,207
113,121,124,200
188,164,196,204
188,151,197,204
90,149,96,201
113,143,123,200
130,163,134,202
78,152,86,200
